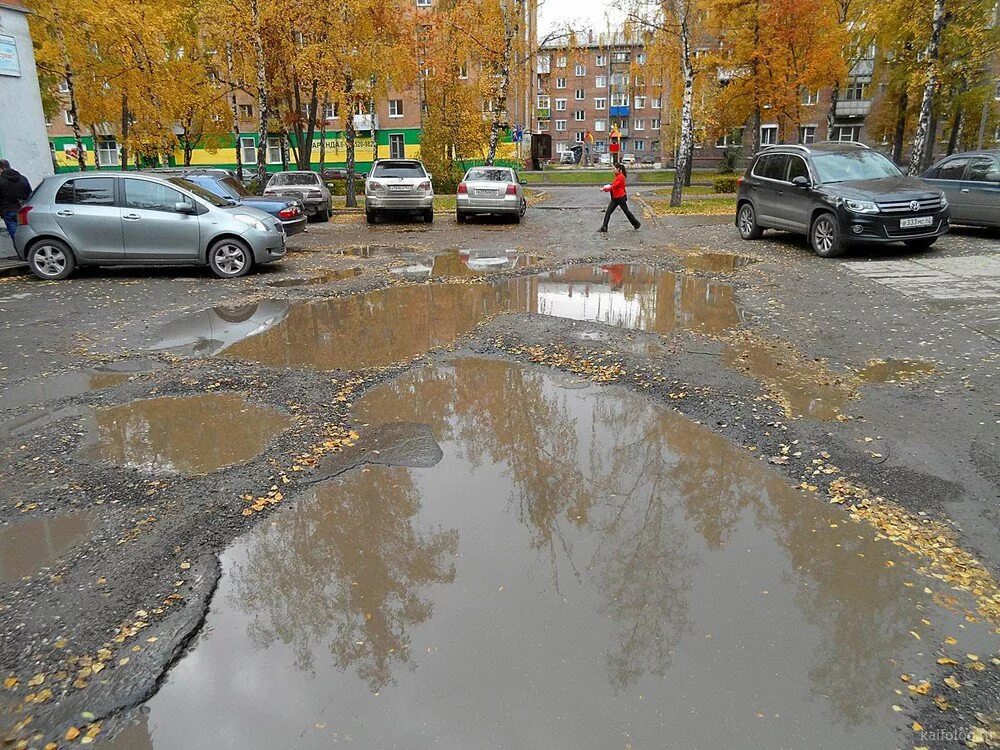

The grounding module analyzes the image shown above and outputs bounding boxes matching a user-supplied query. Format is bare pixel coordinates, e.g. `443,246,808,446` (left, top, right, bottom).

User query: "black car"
735,142,950,257
146,168,307,236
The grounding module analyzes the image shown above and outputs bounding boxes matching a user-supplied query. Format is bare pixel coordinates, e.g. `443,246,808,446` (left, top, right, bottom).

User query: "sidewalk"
0,235,27,277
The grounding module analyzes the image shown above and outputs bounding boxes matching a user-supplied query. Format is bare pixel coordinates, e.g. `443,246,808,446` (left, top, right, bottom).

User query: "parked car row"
735,142,998,257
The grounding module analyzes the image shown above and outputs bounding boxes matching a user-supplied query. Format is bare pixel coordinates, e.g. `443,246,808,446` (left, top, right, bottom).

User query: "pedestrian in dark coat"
0,159,31,241
598,164,641,232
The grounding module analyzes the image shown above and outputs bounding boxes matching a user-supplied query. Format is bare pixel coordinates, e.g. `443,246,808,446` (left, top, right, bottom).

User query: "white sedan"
456,167,527,224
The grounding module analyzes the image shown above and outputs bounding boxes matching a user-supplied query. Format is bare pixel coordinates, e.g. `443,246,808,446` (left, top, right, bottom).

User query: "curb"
0,261,28,279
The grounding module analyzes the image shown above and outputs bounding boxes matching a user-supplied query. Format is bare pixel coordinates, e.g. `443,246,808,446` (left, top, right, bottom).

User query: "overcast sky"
538,0,627,37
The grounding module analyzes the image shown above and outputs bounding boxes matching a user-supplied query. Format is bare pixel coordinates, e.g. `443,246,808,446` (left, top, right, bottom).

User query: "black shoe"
633,223,641,230
597,227,608,233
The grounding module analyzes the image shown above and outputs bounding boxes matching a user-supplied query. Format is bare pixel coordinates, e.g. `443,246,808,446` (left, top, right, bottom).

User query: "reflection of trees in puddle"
230,467,457,693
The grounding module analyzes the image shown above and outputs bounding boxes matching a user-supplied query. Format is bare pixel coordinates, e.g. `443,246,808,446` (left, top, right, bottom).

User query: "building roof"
0,0,30,12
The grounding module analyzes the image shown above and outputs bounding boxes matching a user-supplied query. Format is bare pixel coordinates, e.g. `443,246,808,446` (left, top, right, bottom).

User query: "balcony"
536,108,551,120
609,106,630,117
835,99,871,117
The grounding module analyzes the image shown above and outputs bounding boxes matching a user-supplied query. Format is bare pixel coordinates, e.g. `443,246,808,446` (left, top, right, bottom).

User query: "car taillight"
16,205,32,226
277,206,299,219
368,180,384,191
457,182,468,194
418,180,431,191
736,177,744,187
506,183,517,195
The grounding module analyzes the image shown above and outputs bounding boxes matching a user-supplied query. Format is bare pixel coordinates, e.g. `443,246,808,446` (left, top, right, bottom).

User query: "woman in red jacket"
598,164,641,232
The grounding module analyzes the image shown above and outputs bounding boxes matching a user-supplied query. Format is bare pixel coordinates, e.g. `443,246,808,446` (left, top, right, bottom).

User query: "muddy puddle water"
267,267,362,288
123,359,996,749
0,370,128,413
682,252,757,273
857,358,936,384
0,512,91,582
391,249,542,280
78,393,290,475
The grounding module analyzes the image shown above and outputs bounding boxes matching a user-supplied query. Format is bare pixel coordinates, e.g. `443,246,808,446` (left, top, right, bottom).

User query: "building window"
574,63,586,76
556,77,566,89
555,119,567,132
831,124,861,142
575,131,585,143
844,80,868,101
595,75,606,88
595,54,606,66
240,136,256,164
715,128,744,147
610,93,628,108
575,88,585,100
633,119,644,131
458,62,468,79
612,51,628,63
634,96,646,109
239,103,253,119
95,136,118,167
799,125,817,144
538,120,549,131
595,97,606,110
801,90,820,106
651,97,661,109
634,140,644,151
57,80,70,94
574,110,585,121
636,53,646,64
760,124,778,146
634,76,645,87
324,102,338,120
388,99,403,118
595,119,606,131
611,73,624,87
556,55,567,68
555,98,567,111
389,133,405,158
266,136,283,164
63,109,74,125
651,117,660,130
416,0,431,6
537,94,550,110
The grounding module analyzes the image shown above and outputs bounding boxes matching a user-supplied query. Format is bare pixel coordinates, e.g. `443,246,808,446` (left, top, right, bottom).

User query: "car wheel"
810,213,846,258
28,239,76,280
208,238,253,278
736,202,763,240
512,211,522,225
519,198,527,217
366,209,376,224
456,212,466,224
904,237,937,250
318,207,330,223
424,209,434,223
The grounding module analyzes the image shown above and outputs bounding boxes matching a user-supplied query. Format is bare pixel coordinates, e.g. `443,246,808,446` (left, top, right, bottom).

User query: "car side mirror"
174,202,196,214
426,172,433,181
987,170,1000,184
791,175,810,188
519,177,527,185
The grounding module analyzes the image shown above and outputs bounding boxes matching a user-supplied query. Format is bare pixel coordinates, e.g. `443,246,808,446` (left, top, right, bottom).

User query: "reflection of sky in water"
127,359,997,750
537,282,650,330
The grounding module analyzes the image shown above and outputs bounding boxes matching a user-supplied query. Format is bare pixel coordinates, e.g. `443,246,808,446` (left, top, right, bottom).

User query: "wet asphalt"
0,185,997,748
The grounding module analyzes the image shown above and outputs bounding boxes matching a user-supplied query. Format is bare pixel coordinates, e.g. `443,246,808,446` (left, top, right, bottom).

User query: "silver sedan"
14,172,285,280
456,167,527,223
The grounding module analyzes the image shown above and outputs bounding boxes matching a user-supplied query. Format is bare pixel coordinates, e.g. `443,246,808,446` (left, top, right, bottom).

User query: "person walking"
0,159,31,242
598,164,641,232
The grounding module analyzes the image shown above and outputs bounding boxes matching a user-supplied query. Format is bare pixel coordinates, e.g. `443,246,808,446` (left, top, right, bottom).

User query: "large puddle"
120,359,995,749
390,249,542,280
0,512,92,583
78,393,290,475
155,265,741,371
0,370,128,413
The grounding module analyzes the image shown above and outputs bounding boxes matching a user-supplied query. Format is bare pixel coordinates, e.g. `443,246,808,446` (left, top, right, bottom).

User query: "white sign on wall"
0,35,20,77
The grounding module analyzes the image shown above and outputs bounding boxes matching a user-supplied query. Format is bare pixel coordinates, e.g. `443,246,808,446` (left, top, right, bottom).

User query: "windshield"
167,177,229,207
811,151,902,183
372,161,426,179
220,177,251,197
465,168,512,182
269,173,319,186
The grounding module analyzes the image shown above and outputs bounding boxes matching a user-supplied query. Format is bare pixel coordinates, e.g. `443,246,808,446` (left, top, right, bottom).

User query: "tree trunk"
946,103,962,155
301,79,318,170
319,115,327,174
670,2,694,208
827,83,840,138
120,95,129,170
280,130,290,171
225,44,243,182
345,77,358,207
64,62,86,172
250,0,270,189
486,1,520,166
908,0,946,175
891,87,907,163
370,88,379,164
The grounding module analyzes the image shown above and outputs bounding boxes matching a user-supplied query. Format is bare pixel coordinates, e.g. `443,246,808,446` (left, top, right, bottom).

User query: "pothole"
856,358,936,384
77,393,291,475
0,512,92,583
0,370,129,413
120,358,996,749
682,252,758,273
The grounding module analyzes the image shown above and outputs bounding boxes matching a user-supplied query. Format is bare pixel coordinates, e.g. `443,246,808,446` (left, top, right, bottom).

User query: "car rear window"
54,178,114,205
372,162,426,178
269,173,319,186
465,168,512,182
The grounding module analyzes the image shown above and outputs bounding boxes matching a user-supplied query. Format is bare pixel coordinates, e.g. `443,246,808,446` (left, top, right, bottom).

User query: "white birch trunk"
670,0,693,208
908,0,946,175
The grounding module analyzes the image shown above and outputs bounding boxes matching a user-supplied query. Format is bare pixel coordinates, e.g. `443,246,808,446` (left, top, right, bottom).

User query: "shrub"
717,146,740,175
713,175,739,194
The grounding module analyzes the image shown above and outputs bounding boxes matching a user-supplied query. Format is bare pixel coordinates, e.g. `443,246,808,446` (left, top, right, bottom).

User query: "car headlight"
938,192,948,208
844,199,880,214
233,214,267,232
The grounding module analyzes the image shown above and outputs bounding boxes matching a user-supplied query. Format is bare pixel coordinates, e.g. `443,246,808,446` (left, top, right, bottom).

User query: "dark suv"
735,142,950,257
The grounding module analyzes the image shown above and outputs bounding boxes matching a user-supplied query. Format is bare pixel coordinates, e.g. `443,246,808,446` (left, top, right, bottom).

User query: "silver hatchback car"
365,159,434,223
14,172,286,280
456,166,527,223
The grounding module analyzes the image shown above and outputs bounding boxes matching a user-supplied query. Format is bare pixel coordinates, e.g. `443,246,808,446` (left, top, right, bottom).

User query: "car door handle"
960,188,970,193
123,213,141,221
56,210,74,217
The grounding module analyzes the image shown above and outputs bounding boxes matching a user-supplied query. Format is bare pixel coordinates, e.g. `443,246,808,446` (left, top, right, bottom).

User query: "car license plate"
899,216,933,229
390,185,409,192
476,189,498,196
